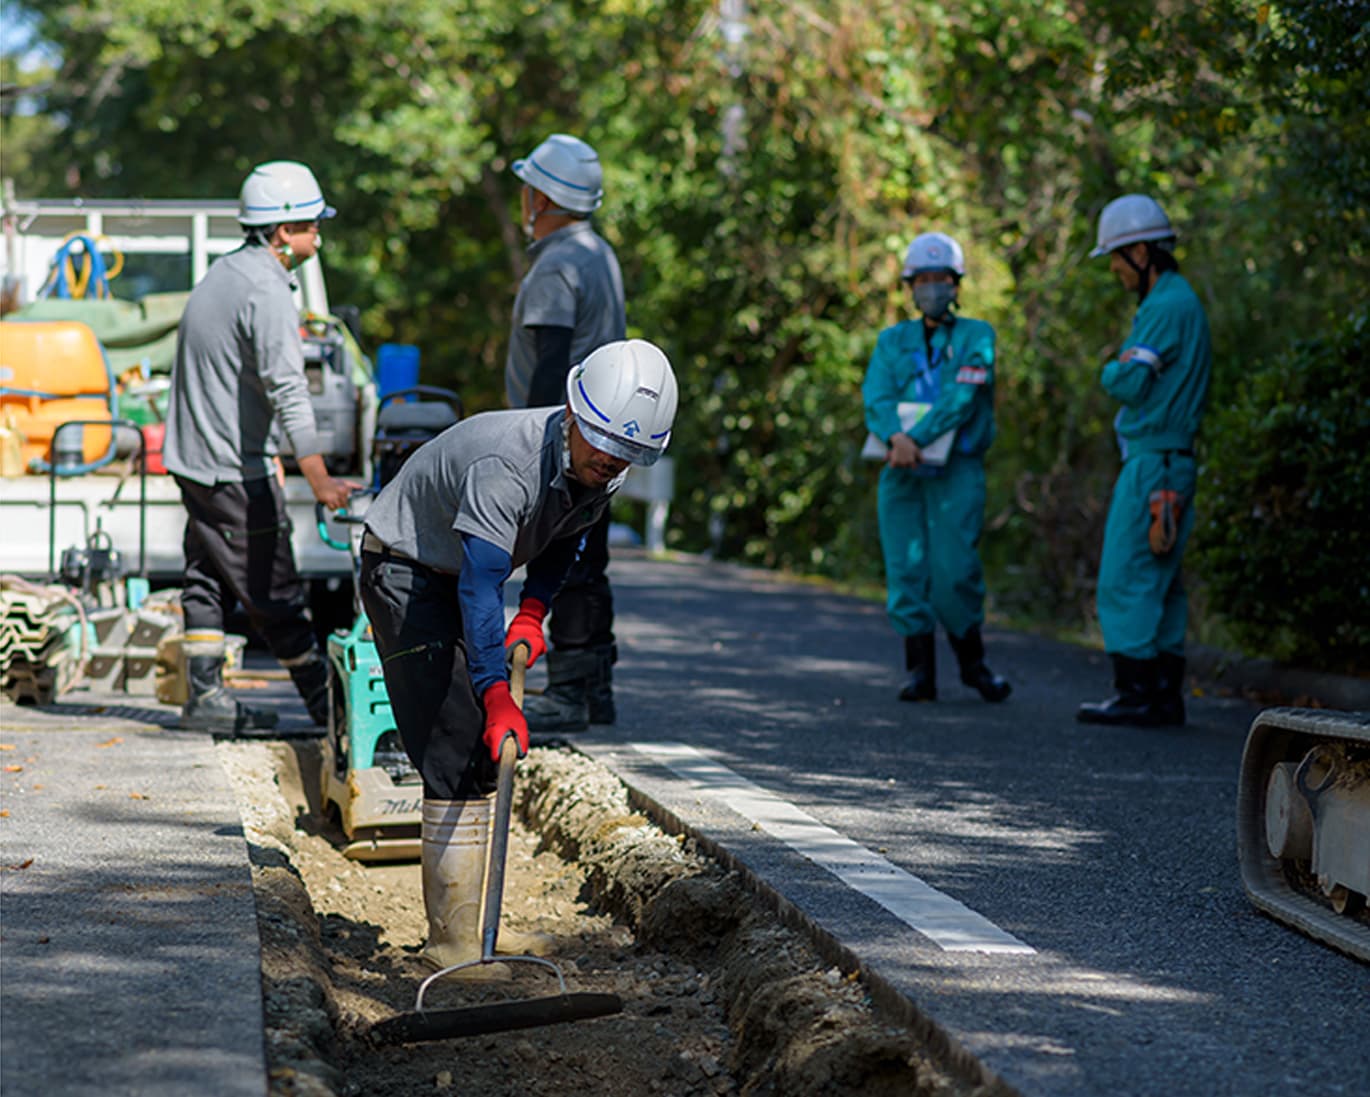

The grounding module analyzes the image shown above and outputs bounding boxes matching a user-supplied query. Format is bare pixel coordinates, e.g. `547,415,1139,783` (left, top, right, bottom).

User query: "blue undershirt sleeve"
459,533,514,696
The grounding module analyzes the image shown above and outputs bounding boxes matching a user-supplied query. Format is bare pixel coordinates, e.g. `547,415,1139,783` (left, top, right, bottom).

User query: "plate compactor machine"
1237,707,1370,963
316,386,462,861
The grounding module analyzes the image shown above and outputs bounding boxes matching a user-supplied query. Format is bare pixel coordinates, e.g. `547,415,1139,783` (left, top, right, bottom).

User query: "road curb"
558,741,1020,1096
1187,644,1370,711
519,745,1014,1096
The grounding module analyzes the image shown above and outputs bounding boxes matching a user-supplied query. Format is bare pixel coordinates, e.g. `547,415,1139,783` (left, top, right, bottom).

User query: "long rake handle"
482,641,528,959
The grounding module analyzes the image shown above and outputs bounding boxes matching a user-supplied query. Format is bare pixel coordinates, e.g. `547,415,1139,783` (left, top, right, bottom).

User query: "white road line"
629,741,1035,955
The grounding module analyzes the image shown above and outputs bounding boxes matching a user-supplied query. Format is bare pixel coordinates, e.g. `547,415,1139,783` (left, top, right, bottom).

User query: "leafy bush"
1194,310,1370,671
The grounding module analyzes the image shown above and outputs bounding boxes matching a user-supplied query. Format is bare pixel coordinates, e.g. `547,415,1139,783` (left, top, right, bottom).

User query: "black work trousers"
550,508,614,650
175,475,316,663
358,549,495,800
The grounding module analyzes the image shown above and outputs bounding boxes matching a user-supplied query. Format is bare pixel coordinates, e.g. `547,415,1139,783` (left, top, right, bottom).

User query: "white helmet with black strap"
566,339,677,467
1092,194,1178,303
1090,194,1175,258
237,161,336,227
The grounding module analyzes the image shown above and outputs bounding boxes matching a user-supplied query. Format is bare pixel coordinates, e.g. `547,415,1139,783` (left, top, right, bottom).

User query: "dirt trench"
218,741,1004,1097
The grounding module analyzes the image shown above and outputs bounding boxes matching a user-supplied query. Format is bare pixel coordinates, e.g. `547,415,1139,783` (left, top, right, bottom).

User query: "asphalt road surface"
562,550,1369,1097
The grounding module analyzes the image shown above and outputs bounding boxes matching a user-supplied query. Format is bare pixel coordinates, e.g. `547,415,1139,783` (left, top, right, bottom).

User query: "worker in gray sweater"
163,160,360,734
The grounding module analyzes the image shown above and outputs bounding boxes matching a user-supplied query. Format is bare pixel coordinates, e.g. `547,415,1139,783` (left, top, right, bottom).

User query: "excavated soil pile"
219,742,1001,1097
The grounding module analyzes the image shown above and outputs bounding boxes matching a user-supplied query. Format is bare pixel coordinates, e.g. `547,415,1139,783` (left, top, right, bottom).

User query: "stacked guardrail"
83,604,180,695
0,581,86,704
1,579,183,704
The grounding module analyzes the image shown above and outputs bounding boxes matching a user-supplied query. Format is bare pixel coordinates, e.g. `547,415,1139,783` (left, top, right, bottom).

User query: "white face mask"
913,282,957,320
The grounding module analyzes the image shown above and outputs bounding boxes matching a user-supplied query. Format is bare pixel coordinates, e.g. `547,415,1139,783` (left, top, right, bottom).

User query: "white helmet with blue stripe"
513,134,604,214
567,339,677,467
237,161,336,227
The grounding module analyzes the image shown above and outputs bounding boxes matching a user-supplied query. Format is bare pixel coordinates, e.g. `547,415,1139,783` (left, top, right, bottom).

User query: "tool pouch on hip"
1148,489,1183,555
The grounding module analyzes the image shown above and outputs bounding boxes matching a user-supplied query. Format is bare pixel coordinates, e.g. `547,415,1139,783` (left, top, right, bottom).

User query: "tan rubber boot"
419,797,509,979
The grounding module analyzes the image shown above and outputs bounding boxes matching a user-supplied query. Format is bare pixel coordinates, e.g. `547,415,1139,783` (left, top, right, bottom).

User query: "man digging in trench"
358,339,678,974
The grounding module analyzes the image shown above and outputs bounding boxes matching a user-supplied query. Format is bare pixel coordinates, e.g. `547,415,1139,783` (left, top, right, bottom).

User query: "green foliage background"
1195,311,1370,671
3,0,1367,669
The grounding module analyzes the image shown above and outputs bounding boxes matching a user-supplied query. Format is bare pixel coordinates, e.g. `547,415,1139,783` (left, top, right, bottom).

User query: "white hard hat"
513,134,604,214
566,339,678,467
901,232,965,279
237,161,336,227
1090,194,1174,258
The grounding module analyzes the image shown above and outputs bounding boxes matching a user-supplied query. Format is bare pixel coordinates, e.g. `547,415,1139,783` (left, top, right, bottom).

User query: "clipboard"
862,402,956,465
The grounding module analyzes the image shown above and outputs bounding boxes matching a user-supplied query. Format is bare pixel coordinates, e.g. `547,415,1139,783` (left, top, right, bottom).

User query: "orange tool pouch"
1148,490,1183,555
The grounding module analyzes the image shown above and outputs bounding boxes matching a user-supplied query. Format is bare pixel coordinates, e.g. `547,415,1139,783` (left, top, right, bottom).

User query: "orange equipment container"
0,320,115,470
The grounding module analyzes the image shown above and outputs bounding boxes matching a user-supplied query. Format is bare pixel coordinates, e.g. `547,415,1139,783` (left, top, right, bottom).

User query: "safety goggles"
574,415,667,467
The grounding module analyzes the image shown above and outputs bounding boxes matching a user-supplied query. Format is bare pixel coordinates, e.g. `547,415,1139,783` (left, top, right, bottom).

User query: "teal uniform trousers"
1097,271,1211,659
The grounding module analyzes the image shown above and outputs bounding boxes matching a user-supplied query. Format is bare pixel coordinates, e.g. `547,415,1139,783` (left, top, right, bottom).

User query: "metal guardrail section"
1236,706,1370,963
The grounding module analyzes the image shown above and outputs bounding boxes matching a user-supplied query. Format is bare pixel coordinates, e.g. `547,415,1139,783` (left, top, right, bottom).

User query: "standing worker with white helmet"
358,340,678,972
1077,195,1211,727
862,232,1012,706
163,160,362,734
504,133,628,733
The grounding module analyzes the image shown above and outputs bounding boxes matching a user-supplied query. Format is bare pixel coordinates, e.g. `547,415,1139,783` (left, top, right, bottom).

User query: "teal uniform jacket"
1097,270,1212,659
862,314,997,639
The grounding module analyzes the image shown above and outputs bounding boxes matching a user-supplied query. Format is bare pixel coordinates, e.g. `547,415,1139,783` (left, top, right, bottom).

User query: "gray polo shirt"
362,407,619,574
504,220,626,408
163,245,320,484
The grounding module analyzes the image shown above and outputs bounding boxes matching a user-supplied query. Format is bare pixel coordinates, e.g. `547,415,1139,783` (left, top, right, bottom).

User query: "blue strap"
0,386,60,400
42,235,112,299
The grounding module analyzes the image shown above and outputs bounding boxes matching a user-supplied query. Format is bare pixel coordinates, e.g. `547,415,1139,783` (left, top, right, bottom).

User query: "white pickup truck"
0,190,376,601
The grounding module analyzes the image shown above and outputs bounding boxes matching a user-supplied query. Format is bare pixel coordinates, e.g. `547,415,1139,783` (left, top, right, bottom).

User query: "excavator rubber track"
1236,707,1370,963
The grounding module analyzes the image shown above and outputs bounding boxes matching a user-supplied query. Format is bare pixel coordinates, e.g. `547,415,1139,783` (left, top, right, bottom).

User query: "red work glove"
481,681,528,763
504,597,548,668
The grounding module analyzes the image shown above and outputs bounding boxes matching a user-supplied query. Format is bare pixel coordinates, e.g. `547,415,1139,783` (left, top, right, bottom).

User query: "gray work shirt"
504,220,626,408
163,245,319,484
362,407,620,574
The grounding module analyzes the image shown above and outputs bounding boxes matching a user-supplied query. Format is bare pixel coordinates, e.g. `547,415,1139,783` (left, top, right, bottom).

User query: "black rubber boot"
524,649,597,733
587,644,617,726
179,655,278,734
898,634,937,702
1076,655,1166,726
1155,652,1187,727
287,654,331,727
947,626,1012,703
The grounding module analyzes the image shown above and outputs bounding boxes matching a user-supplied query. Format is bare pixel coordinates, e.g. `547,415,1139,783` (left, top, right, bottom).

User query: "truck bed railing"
48,419,147,579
